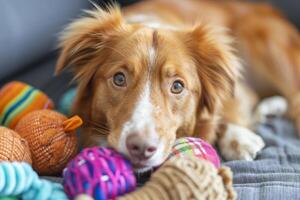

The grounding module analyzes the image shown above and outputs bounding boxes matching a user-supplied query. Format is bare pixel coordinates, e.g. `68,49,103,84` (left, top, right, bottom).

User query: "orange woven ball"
0,126,32,163
15,110,82,175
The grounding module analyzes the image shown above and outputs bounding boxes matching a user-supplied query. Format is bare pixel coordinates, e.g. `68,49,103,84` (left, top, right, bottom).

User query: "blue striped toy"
0,162,67,200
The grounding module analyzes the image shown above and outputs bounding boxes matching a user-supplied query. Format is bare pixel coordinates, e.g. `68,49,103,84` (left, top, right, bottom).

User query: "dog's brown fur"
56,0,300,169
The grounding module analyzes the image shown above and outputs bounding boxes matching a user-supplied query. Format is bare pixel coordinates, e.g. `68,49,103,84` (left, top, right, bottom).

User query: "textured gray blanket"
225,117,300,200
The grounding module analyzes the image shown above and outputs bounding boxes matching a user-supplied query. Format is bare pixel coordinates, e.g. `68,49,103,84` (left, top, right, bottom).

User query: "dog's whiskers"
86,120,109,129
85,120,110,135
90,127,109,135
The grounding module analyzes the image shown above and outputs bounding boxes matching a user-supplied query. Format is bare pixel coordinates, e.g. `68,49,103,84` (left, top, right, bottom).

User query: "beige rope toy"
119,157,236,200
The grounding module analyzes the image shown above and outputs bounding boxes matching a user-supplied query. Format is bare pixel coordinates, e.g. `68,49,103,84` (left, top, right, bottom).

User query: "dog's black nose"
126,134,157,160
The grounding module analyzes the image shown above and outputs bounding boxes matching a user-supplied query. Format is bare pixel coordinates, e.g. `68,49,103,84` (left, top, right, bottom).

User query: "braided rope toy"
0,162,68,200
119,157,236,200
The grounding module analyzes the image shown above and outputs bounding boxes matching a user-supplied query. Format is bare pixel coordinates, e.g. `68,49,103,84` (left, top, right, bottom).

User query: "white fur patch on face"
218,123,265,161
125,81,155,133
119,80,164,167
118,38,166,170
149,46,156,68
119,72,164,166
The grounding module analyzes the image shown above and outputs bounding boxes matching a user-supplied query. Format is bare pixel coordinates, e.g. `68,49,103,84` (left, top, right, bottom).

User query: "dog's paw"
253,96,287,124
218,124,265,161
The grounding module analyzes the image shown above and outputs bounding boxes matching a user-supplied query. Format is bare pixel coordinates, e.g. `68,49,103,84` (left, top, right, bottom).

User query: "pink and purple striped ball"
169,137,221,168
63,147,136,200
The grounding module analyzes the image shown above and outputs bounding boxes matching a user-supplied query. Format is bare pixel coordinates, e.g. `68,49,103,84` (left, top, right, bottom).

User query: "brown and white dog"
56,0,300,172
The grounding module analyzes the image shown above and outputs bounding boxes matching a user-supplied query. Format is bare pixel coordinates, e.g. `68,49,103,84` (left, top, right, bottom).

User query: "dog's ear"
55,5,127,81
184,24,241,113
55,5,130,122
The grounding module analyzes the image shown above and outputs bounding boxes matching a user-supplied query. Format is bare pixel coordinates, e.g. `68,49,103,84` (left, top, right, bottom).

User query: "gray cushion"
0,0,91,80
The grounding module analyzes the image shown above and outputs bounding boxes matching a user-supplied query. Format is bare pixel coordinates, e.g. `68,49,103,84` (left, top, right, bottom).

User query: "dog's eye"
113,72,126,87
171,80,184,94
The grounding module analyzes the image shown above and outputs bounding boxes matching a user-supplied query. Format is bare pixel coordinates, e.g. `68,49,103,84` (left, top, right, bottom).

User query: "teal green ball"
58,88,77,116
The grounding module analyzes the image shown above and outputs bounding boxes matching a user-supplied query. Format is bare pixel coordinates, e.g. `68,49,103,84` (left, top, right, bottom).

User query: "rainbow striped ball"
0,81,54,129
169,137,221,168
63,147,136,200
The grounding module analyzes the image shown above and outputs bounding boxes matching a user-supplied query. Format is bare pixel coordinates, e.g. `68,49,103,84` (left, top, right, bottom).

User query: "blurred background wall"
0,0,298,100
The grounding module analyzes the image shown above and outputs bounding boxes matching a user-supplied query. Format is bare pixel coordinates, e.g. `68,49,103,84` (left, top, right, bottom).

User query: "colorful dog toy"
63,147,136,200
169,137,221,168
0,81,54,129
15,110,82,175
0,162,68,200
62,143,233,200
119,157,236,200
0,126,31,164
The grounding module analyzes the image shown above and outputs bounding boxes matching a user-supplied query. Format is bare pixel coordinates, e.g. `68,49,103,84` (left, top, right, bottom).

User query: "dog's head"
56,6,240,172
